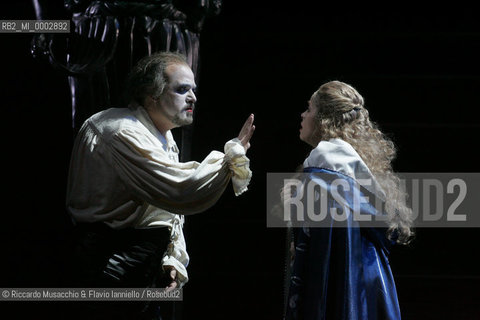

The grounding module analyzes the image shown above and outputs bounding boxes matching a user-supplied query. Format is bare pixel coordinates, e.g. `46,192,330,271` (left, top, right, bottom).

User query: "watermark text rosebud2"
267,173,480,228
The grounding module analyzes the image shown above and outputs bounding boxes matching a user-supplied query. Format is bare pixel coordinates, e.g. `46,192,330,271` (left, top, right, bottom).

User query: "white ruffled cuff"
224,138,252,196
162,254,189,288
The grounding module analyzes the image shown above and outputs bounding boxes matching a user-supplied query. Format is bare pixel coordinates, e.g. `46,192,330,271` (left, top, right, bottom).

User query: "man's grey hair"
126,51,189,107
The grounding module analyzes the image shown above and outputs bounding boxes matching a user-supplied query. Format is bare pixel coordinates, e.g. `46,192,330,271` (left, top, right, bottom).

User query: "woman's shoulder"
304,138,385,199
303,138,365,177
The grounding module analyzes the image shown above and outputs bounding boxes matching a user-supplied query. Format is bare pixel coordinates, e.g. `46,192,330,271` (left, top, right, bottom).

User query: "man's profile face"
155,63,197,128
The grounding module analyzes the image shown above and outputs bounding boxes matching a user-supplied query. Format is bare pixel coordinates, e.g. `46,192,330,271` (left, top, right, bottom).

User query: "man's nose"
187,90,196,103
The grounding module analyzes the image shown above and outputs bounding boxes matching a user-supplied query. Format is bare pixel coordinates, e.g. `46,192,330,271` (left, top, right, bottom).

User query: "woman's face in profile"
300,97,319,147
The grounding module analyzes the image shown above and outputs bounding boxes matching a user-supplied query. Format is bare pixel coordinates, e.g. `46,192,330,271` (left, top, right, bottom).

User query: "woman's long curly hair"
310,80,414,244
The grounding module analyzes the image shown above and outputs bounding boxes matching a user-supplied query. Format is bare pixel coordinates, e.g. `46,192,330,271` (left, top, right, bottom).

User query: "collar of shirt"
132,106,180,155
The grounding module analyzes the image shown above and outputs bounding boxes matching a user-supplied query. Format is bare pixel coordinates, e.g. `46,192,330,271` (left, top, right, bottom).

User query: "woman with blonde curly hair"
285,81,413,320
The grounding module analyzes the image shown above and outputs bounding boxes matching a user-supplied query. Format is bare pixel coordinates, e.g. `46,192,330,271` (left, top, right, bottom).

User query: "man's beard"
171,112,193,126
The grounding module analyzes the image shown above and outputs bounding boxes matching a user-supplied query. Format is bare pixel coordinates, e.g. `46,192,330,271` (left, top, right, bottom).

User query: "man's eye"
176,86,189,94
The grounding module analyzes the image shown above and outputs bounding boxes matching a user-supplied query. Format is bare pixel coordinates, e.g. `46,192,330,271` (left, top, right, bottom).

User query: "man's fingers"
242,125,255,151
248,124,255,140
236,113,255,152
164,268,178,292
238,114,254,139
165,280,177,292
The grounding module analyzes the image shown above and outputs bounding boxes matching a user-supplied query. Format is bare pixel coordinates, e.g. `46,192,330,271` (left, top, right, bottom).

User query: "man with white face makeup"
66,52,255,319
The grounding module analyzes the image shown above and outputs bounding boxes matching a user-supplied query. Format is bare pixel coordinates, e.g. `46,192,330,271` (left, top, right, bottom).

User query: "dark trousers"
63,222,174,320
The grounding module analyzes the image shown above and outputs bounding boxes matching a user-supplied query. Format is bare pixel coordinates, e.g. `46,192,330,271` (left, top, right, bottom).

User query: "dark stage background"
2,2,480,319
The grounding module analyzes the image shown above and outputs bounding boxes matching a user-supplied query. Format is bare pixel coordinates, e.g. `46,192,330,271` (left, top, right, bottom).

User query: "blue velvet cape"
285,167,401,320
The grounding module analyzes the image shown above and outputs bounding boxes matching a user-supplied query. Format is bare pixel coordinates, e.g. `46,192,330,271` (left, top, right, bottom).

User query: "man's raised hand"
238,114,255,152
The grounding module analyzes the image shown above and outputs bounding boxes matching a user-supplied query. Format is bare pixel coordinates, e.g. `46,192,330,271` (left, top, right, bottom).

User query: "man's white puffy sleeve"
161,215,190,287
110,128,252,214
